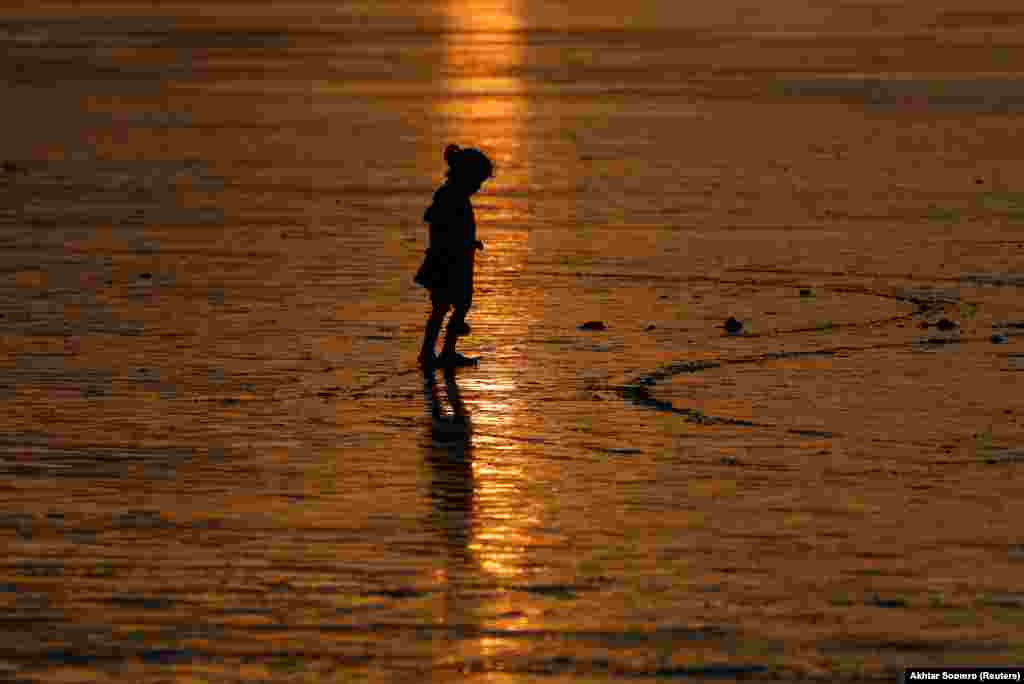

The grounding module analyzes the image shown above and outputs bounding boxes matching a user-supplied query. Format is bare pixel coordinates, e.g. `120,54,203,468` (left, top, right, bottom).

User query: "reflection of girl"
422,367,474,576
416,144,493,368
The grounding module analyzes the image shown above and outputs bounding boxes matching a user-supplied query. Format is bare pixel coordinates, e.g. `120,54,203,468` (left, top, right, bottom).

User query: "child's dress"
414,182,476,309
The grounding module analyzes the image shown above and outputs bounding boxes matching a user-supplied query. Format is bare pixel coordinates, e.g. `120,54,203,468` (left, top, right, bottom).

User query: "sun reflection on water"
434,0,548,588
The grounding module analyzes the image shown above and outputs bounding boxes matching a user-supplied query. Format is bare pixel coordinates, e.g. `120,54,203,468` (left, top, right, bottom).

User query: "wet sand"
2,1,1024,681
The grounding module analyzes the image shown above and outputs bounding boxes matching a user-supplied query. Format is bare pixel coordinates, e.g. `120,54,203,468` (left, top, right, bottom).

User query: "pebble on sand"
936,318,957,331
799,288,813,297
991,334,1009,344
579,321,606,331
645,324,656,331
724,317,743,333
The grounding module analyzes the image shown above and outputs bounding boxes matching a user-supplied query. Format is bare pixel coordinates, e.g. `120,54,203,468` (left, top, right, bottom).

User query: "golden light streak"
437,0,544,584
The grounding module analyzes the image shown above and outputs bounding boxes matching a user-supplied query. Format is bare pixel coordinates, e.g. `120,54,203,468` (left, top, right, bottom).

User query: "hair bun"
444,144,461,165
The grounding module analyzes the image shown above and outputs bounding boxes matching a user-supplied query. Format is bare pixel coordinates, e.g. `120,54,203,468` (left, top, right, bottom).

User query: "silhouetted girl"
416,144,493,368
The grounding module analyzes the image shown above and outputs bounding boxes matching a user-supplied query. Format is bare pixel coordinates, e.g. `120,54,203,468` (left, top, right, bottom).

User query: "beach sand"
1,1,1024,681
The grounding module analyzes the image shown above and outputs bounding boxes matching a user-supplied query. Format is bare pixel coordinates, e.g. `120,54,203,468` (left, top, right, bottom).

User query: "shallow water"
2,1,1024,681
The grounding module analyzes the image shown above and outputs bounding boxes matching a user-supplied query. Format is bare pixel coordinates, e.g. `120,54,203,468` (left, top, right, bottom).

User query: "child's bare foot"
437,351,478,367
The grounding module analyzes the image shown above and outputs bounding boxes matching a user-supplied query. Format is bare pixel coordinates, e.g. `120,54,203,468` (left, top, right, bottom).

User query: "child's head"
445,144,493,192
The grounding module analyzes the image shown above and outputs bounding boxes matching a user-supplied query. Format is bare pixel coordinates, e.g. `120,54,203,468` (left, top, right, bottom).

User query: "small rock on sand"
921,318,958,330
579,321,606,331
799,288,813,297
991,334,1009,344
724,317,743,333
645,324,656,331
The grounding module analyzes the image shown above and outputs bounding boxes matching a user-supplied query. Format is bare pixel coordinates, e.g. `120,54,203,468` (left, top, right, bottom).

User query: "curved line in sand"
614,285,971,438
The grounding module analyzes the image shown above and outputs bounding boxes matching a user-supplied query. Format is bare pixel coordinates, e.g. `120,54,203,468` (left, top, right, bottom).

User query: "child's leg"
420,302,448,364
441,305,469,357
